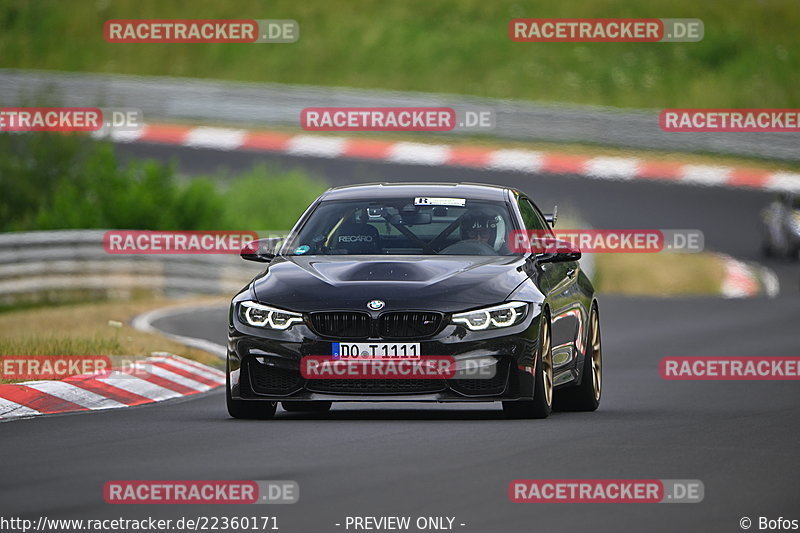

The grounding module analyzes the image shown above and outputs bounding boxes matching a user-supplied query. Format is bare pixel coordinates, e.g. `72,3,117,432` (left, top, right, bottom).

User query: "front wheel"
503,311,553,419
554,303,602,412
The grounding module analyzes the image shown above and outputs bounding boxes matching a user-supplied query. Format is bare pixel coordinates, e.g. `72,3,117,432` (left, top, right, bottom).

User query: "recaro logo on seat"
339,235,373,242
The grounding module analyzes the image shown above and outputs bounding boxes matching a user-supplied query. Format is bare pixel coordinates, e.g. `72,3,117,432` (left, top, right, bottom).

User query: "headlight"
451,302,528,331
238,301,303,330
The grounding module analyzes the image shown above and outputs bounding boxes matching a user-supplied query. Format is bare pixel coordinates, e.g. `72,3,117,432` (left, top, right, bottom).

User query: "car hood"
252,255,528,313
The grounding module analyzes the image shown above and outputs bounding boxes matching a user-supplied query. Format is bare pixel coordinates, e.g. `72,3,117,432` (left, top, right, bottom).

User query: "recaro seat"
331,221,381,254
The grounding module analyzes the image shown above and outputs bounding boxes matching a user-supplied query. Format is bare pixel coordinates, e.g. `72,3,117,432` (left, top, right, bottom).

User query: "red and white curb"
0,353,224,421
720,255,780,298
98,124,800,193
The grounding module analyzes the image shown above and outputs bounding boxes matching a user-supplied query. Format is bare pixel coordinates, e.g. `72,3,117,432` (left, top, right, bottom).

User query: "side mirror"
536,238,581,264
241,237,283,263
544,205,558,228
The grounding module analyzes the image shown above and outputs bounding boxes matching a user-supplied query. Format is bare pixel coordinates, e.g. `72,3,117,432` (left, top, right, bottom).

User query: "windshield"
282,197,517,256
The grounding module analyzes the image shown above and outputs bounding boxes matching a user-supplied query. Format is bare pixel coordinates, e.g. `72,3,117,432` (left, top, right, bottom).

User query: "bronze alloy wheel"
541,316,554,407
552,304,602,412
502,311,553,419
589,307,602,402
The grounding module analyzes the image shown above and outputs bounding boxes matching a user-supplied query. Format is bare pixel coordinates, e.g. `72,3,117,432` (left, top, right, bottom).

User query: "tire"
281,401,332,413
226,361,277,420
503,311,553,419
554,303,602,412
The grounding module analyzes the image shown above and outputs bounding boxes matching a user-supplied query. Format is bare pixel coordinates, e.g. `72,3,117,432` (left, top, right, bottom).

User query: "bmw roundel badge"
367,299,385,311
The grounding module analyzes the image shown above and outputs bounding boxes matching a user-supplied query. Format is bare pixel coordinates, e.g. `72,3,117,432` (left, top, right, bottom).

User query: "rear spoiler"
544,206,558,228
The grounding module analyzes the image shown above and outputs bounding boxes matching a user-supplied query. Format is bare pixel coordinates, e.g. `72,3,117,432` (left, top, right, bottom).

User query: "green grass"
593,252,725,296
217,169,324,232
0,0,797,108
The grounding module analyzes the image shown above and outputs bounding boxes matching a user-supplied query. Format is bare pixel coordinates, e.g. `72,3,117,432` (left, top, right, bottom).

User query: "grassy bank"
593,252,725,296
0,298,225,383
0,0,797,108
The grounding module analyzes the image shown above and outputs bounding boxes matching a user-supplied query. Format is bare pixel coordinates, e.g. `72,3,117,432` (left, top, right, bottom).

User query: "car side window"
518,198,548,231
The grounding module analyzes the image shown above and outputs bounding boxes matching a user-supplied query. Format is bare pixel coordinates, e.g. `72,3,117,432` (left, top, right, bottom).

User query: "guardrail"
0,230,265,306
2,69,798,161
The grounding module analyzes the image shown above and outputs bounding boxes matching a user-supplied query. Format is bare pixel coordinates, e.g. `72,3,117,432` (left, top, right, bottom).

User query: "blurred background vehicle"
761,193,800,260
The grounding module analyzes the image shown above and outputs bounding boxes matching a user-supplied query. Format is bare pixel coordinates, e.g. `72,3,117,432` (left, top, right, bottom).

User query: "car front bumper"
227,311,542,403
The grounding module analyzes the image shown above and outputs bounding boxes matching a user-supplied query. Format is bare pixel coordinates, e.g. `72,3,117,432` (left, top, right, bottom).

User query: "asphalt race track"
2,144,799,532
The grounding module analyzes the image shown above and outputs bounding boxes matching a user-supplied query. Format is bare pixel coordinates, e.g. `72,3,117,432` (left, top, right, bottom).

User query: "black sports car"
227,183,602,419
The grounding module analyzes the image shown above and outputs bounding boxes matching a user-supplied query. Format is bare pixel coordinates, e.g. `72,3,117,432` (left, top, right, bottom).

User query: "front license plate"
332,342,420,360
